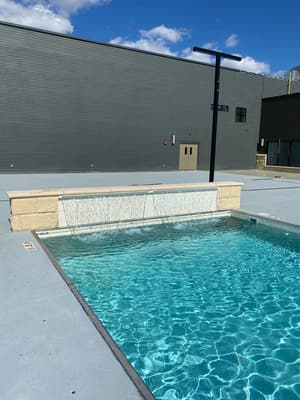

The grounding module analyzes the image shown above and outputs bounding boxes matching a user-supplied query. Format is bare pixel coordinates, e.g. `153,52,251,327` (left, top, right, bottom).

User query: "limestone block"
217,186,230,199
256,154,267,169
11,212,58,232
227,186,242,198
217,197,241,211
11,197,58,215
217,185,241,199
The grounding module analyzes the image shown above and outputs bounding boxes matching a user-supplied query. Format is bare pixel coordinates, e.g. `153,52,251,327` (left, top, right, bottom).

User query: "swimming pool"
43,217,300,400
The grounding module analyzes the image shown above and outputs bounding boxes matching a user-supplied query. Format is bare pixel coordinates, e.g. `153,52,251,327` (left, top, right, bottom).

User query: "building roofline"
0,19,272,78
0,20,214,67
263,92,300,102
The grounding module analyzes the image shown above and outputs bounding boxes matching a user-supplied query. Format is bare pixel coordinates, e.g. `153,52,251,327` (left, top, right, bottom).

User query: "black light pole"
193,47,242,182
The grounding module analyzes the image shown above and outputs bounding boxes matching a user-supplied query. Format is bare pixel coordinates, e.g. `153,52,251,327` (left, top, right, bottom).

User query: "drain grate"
22,241,36,251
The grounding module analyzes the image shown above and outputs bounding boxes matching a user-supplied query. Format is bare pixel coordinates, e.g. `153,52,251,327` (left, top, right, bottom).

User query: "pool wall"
232,209,300,234
8,182,242,231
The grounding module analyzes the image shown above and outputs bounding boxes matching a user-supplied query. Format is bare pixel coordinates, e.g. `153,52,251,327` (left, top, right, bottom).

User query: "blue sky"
0,0,299,75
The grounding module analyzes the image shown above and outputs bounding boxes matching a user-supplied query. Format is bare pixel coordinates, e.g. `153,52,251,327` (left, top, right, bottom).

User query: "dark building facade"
259,93,300,167
0,21,300,173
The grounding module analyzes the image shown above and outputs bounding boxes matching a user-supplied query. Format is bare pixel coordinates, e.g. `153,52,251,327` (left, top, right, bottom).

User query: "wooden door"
179,144,198,170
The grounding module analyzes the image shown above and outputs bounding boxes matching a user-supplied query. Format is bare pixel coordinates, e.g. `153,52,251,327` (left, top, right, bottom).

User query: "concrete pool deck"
0,170,300,400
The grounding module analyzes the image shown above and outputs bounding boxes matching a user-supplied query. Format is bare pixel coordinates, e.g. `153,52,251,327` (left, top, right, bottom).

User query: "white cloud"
110,36,176,56
181,46,270,74
0,0,110,33
139,24,189,43
225,34,238,48
223,55,270,74
41,0,111,16
181,47,213,64
0,0,72,32
181,42,220,64
111,29,271,75
202,41,218,50
271,70,286,79
110,25,187,56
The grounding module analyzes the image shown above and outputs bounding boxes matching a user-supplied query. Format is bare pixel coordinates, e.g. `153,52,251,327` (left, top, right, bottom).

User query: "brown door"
179,144,198,170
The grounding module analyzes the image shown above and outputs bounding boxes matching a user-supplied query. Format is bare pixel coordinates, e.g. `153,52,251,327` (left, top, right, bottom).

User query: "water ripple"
45,218,300,400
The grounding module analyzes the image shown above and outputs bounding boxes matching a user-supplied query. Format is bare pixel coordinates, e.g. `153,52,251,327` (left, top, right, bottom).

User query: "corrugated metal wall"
0,22,299,172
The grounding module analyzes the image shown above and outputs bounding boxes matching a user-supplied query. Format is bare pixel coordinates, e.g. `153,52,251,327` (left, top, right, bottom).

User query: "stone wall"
256,154,267,169
8,182,243,232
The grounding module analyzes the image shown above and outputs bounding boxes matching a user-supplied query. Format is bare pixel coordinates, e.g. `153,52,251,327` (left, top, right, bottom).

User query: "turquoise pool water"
44,218,300,400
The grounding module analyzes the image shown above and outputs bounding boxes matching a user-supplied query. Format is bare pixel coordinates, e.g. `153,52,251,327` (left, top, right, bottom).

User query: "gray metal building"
0,21,299,173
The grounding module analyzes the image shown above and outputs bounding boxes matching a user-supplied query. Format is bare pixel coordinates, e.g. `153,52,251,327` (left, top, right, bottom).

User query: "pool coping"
33,231,156,400
232,209,300,234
